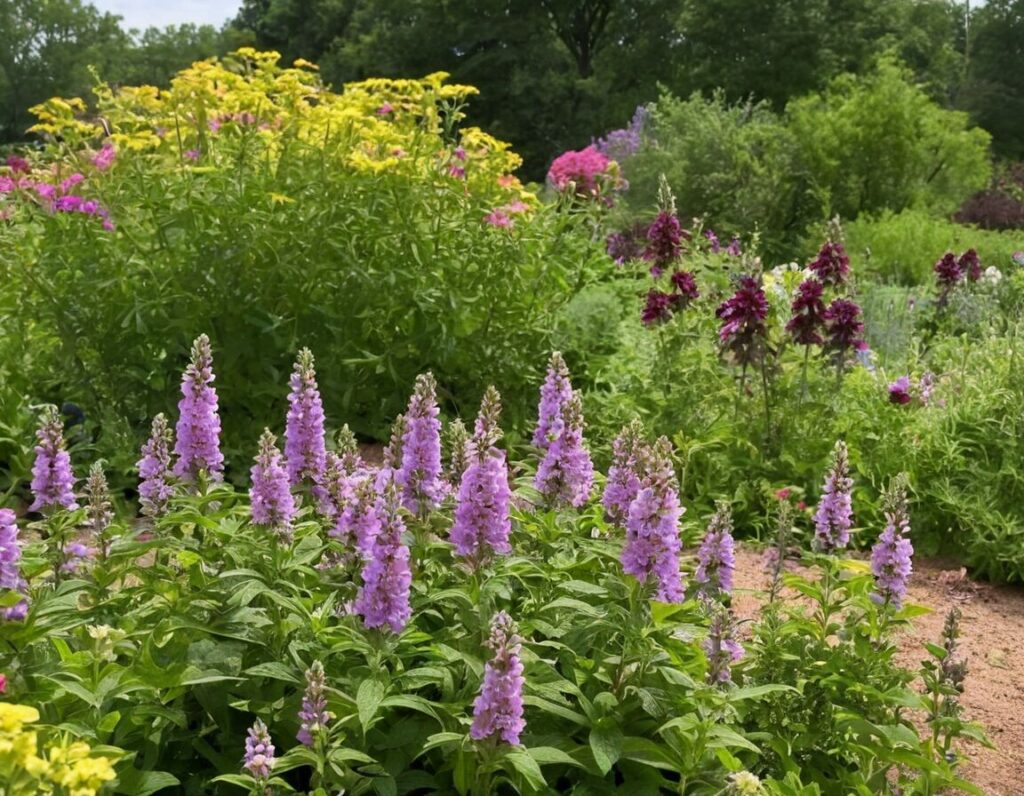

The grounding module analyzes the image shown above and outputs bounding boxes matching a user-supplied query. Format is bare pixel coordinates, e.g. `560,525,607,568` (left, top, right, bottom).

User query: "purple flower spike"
243,719,275,781
534,390,594,508
285,348,327,486
138,413,174,518
30,405,78,513
602,420,646,527
813,441,854,553
297,660,331,747
451,387,511,564
471,611,526,745
250,429,296,544
621,437,685,602
173,334,224,482
870,476,913,608
0,509,29,621
396,373,445,516
533,352,573,450
84,462,113,555
355,484,412,634
695,502,736,599
704,606,744,684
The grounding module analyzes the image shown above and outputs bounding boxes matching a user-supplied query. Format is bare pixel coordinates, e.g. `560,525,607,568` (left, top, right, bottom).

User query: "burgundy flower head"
934,252,961,287
641,290,674,325
808,241,850,286
786,279,826,346
716,277,769,365
670,270,699,302
823,298,867,355
643,211,685,272
958,248,982,282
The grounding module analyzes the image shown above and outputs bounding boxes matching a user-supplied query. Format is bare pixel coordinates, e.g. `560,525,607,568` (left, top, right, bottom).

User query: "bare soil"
730,545,1024,796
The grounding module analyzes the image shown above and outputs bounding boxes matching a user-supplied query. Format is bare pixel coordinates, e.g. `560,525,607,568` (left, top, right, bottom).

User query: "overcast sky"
92,0,241,31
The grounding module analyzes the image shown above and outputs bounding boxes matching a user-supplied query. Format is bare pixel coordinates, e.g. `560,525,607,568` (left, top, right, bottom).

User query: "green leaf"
506,750,547,790
115,770,181,796
357,678,386,730
589,725,623,775
525,746,584,768
244,661,302,683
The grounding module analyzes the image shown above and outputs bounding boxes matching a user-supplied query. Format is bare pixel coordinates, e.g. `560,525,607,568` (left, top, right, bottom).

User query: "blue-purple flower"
695,502,736,599
355,484,412,634
533,352,573,450
285,348,327,486
471,611,526,745
297,660,331,747
0,509,29,621
602,420,646,526
396,373,445,516
137,413,174,517
534,391,594,508
250,429,296,543
870,476,913,608
173,334,224,482
243,719,275,781
813,441,854,553
704,606,744,684
29,405,78,513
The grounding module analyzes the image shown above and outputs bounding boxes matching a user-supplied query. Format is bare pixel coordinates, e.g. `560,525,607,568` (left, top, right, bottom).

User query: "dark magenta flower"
823,298,867,358
808,240,850,286
670,270,700,302
933,251,962,308
641,290,674,325
888,376,912,405
716,277,769,365
643,211,684,273
958,248,982,282
786,279,826,346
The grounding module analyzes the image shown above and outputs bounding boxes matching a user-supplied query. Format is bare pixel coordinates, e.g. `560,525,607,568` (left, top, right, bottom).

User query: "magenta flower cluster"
30,405,78,513
813,441,854,553
621,437,685,602
471,611,526,745
786,278,827,346
547,145,611,195
173,334,224,482
285,348,327,486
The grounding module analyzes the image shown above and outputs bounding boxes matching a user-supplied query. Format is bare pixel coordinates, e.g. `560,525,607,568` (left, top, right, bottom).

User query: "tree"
962,0,1024,159
0,0,130,141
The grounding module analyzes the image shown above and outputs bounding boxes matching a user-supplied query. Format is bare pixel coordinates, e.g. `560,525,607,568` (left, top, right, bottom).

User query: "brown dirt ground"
730,544,1024,796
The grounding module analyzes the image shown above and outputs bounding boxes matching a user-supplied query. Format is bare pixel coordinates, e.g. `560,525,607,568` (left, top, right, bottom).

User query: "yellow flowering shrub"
0,703,117,795
27,48,532,210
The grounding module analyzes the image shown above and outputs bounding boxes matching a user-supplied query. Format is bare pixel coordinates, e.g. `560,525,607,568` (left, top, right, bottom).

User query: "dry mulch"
730,545,1024,796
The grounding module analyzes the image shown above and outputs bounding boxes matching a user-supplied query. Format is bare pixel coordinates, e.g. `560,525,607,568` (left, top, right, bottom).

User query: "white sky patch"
91,0,241,32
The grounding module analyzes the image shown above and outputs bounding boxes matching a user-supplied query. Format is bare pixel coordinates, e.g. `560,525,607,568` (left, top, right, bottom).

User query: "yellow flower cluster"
0,703,117,796
27,49,532,209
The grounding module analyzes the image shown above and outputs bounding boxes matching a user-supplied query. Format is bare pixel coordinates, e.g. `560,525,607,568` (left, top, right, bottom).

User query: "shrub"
844,209,1023,285
954,162,1024,230
0,50,605,475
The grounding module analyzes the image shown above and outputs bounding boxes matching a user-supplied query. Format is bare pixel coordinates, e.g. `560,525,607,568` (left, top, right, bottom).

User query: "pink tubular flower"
396,373,445,516
621,437,685,602
355,484,412,634
534,391,594,508
30,405,78,513
814,440,854,553
285,348,327,486
173,334,223,482
471,611,526,745
547,145,611,195
484,209,512,228
137,413,174,518
91,143,116,171
250,429,296,543
602,420,646,527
